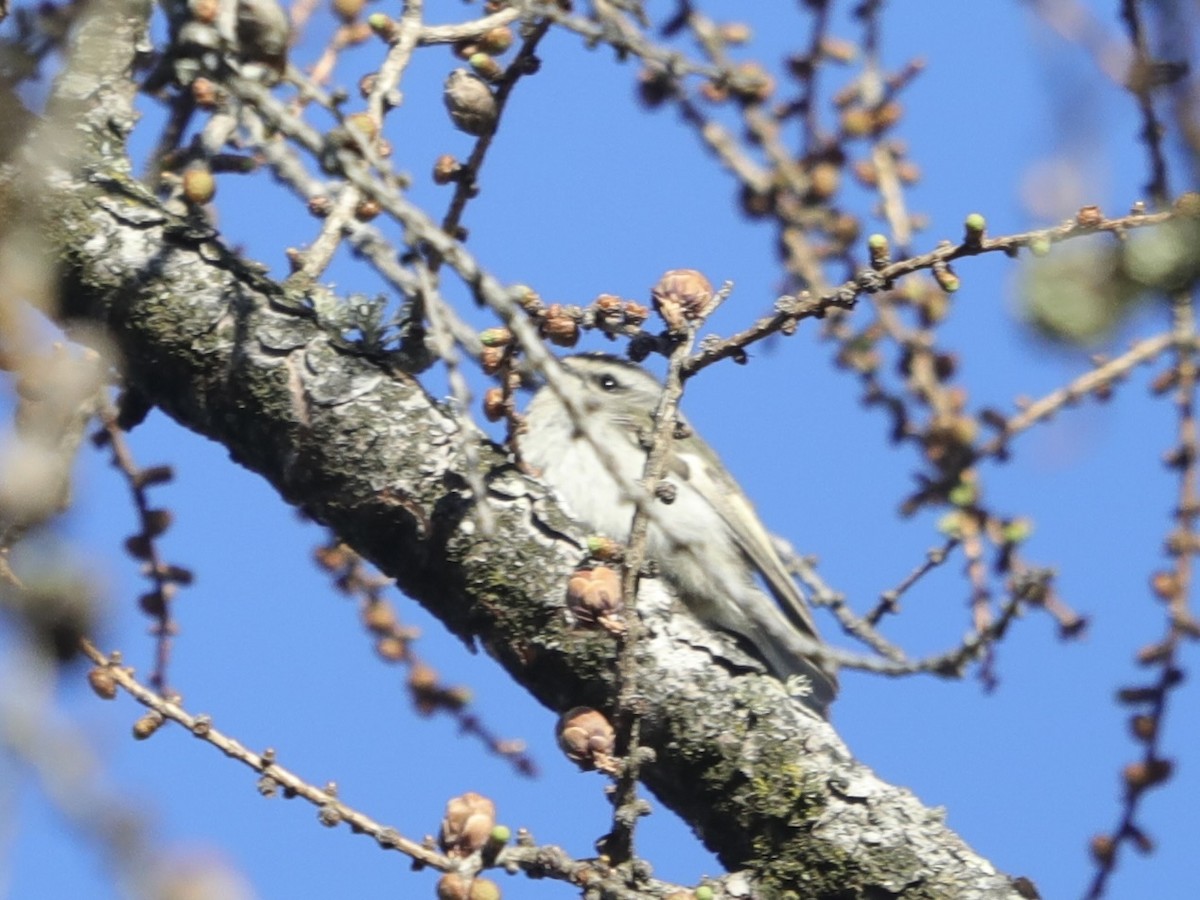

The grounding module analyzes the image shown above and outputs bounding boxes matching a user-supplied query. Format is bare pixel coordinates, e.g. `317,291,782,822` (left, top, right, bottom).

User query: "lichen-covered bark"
1,2,1028,897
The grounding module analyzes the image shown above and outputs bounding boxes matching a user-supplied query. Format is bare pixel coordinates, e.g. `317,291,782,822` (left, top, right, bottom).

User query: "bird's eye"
595,373,620,392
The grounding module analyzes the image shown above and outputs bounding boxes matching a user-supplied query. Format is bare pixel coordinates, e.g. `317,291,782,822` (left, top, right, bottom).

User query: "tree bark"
3,2,1028,896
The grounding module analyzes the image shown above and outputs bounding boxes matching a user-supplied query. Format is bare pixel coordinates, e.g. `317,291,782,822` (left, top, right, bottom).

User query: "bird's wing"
673,438,824,642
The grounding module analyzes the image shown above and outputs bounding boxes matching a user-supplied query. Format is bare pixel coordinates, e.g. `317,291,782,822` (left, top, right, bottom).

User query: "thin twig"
867,539,959,626
95,398,192,694
683,205,1181,377
978,333,1174,458
605,322,700,865
79,639,682,897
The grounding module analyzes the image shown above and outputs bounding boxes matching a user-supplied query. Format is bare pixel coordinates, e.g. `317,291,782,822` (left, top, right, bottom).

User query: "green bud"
937,511,964,538
964,212,986,244
948,482,976,507
479,328,513,348
868,233,890,269
1002,518,1033,544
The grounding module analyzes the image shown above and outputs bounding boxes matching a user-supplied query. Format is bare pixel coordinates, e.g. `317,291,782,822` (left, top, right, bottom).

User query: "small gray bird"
521,354,837,715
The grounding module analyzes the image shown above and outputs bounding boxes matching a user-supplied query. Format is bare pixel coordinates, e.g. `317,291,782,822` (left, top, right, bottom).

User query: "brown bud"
132,710,165,740
1136,640,1172,665
192,77,219,108
729,62,774,104
1130,827,1155,855
182,166,215,205
444,69,497,136
933,414,977,448
1075,205,1103,228
1150,366,1179,395
591,294,625,327
433,154,462,185
436,874,471,900
332,0,365,23
87,666,118,700
408,662,438,692
452,38,480,60
362,601,397,634
144,508,173,537
851,159,878,187
478,26,513,55
718,22,752,44
651,269,714,331
375,636,407,662
480,346,506,375
622,301,650,326
1117,685,1160,705
819,36,857,63
482,387,506,422
1130,714,1157,742
593,294,622,314
557,707,618,773
840,106,873,137
699,80,729,104
896,160,921,185
439,792,497,858
343,21,372,46
314,543,352,571
307,195,333,217
932,261,960,293
829,211,861,245
1150,570,1180,602
873,100,903,130
468,52,503,82
354,197,381,221
807,162,840,200
1123,758,1172,790
567,566,625,634
511,285,542,312
1089,834,1115,865
541,305,579,347
468,878,501,900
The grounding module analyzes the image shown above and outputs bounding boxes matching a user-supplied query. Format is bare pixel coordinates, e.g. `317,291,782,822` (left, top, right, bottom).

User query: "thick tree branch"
3,2,1027,896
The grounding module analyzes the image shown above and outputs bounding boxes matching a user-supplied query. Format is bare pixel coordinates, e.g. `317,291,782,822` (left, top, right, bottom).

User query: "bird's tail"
745,624,838,718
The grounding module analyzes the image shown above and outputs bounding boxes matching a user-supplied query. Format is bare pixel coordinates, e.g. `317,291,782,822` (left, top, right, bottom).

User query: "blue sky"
2,2,1197,898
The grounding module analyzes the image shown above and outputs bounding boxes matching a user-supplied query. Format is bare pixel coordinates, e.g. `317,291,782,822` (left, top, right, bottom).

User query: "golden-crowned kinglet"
521,354,837,715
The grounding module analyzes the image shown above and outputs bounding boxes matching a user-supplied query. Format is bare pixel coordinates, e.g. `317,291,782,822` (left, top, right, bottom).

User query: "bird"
521,353,837,715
